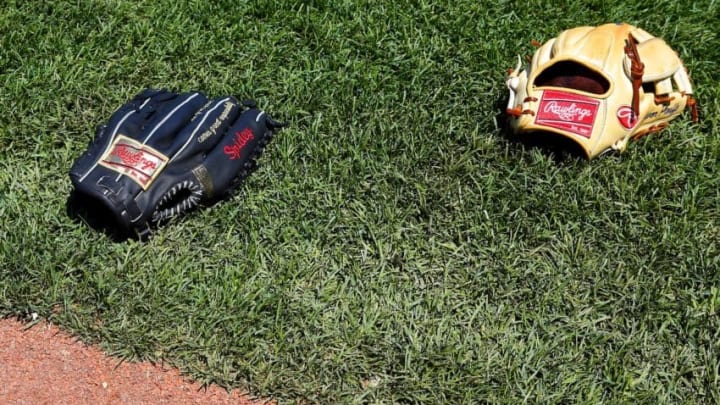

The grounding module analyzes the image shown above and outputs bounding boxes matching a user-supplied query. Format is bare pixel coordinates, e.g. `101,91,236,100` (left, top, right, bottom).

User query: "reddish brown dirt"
0,318,272,405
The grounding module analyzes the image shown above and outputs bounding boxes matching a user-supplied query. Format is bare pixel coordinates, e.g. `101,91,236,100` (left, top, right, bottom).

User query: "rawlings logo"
535,90,600,139
543,102,593,122
113,144,158,171
224,128,255,160
99,135,168,189
616,106,638,129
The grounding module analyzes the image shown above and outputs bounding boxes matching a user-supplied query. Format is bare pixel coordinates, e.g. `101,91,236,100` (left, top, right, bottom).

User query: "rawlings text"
98,135,168,189
543,102,593,121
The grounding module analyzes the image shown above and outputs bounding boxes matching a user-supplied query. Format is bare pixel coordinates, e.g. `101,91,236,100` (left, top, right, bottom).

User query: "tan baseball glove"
505,22,698,159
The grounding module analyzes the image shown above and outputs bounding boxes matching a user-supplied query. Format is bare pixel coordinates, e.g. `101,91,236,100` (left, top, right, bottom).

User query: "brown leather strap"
686,95,699,123
624,35,645,119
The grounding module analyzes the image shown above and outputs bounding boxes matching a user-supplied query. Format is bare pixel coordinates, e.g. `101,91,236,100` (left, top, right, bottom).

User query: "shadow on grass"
65,186,251,243
65,190,136,243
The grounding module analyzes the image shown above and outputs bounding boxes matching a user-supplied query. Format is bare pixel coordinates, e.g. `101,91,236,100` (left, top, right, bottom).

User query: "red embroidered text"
224,128,255,160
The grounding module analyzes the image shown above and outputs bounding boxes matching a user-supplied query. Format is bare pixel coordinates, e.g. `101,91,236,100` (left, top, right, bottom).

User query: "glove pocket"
139,173,205,225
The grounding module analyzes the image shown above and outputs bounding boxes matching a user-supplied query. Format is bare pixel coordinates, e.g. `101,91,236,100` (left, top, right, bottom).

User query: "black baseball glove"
69,88,283,239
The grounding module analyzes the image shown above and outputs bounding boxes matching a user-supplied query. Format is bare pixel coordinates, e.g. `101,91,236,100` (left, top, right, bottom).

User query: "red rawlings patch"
535,90,600,139
99,135,168,189
616,106,638,129
224,128,255,160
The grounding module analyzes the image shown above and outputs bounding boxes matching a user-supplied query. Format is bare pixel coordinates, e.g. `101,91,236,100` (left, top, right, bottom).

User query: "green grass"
1,0,719,403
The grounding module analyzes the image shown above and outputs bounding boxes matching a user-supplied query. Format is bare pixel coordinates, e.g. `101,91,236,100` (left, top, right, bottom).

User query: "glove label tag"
616,106,639,129
98,135,169,189
535,90,599,138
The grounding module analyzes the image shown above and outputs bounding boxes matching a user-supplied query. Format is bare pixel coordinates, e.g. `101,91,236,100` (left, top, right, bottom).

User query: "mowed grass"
1,0,719,403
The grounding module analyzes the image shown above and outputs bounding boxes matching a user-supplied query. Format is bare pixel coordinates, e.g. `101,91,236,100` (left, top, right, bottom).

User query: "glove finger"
126,91,209,149
198,105,278,199
167,96,242,165
105,89,180,143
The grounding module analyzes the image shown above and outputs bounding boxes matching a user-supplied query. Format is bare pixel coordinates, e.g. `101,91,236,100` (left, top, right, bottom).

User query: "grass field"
1,0,718,403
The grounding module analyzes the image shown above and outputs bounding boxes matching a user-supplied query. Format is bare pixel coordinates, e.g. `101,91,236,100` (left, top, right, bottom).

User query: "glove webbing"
625,33,699,126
